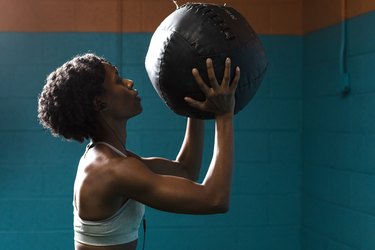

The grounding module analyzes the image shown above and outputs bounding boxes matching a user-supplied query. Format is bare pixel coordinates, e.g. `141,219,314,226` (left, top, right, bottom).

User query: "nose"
126,79,134,89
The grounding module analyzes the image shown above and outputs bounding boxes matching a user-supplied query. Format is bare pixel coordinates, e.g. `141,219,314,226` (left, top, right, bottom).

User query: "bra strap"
88,141,128,158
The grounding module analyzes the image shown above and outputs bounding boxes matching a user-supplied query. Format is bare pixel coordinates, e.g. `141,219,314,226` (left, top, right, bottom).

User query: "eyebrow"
110,65,121,83
113,66,119,75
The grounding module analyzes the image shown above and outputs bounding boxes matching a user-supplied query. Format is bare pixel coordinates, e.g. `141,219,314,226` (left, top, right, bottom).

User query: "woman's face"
100,63,143,119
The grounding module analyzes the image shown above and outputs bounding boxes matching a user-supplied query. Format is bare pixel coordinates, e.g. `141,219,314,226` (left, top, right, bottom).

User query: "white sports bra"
73,142,145,246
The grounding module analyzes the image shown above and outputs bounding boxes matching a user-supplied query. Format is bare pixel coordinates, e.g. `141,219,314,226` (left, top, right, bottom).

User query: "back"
73,142,145,247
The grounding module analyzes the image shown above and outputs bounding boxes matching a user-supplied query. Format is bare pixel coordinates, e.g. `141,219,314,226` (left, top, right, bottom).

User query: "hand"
184,58,240,117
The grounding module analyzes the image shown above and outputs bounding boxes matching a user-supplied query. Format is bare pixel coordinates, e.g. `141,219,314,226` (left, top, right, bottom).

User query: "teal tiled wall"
4,10,375,250
302,10,375,250
0,31,302,249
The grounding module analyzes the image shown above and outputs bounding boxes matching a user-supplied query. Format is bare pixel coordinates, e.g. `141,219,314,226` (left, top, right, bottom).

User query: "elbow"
210,196,230,214
203,186,231,214
214,203,229,214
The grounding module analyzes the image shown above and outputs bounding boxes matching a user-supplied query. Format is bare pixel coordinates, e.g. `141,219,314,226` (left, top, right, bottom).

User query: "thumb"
184,97,204,110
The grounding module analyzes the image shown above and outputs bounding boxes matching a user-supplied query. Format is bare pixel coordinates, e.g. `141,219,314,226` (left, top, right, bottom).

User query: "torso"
74,143,138,250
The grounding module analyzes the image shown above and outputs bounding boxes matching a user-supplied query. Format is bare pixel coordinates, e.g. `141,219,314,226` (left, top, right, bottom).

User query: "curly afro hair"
38,53,110,142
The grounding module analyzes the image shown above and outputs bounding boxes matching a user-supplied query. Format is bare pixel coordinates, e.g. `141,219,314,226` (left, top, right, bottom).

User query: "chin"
136,108,143,116
136,105,143,114
129,107,143,119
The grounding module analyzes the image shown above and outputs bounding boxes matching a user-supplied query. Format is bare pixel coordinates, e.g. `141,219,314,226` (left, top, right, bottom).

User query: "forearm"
176,117,205,180
202,114,234,210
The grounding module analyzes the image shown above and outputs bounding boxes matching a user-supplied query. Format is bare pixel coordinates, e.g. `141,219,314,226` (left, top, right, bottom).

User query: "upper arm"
126,150,194,180
112,157,224,214
142,157,193,179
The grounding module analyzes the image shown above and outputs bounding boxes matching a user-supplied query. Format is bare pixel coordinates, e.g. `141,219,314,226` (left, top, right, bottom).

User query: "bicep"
126,150,192,179
115,157,217,214
140,175,213,214
142,157,192,179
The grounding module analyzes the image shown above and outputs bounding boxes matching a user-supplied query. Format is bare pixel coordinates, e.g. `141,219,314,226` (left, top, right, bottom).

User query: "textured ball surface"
145,3,268,119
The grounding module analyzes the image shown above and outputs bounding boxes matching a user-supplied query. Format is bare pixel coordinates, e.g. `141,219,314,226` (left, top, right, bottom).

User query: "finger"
184,97,205,110
230,66,240,92
192,68,210,94
222,57,231,88
206,58,220,90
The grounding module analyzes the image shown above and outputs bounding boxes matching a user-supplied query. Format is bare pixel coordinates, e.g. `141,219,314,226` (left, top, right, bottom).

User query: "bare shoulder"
107,155,154,193
77,146,147,191
108,155,146,174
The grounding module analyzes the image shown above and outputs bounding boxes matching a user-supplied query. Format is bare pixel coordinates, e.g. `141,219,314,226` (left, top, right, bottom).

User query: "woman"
38,53,240,250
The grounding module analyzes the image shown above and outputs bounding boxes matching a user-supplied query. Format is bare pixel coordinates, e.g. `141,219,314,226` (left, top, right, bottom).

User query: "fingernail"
192,68,198,73
236,66,240,71
206,58,212,63
226,57,231,63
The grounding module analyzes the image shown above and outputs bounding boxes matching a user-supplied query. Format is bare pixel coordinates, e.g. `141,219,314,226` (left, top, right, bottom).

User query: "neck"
92,117,128,154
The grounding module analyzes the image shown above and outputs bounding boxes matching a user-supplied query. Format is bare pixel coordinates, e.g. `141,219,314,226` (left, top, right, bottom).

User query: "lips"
135,92,141,102
132,87,141,101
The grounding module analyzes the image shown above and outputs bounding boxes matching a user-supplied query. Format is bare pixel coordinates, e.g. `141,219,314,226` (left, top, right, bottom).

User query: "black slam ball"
145,3,268,119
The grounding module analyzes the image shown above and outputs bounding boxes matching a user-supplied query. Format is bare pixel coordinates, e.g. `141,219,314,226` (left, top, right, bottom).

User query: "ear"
93,96,107,112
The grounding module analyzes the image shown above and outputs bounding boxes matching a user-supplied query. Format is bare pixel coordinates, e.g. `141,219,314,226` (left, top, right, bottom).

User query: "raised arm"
175,117,204,181
132,118,204,181
113,58,240,214
185,58,238,210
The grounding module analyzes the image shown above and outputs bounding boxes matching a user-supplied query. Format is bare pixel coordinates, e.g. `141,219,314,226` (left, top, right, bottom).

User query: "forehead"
102,62,118,75
102,63,119,88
